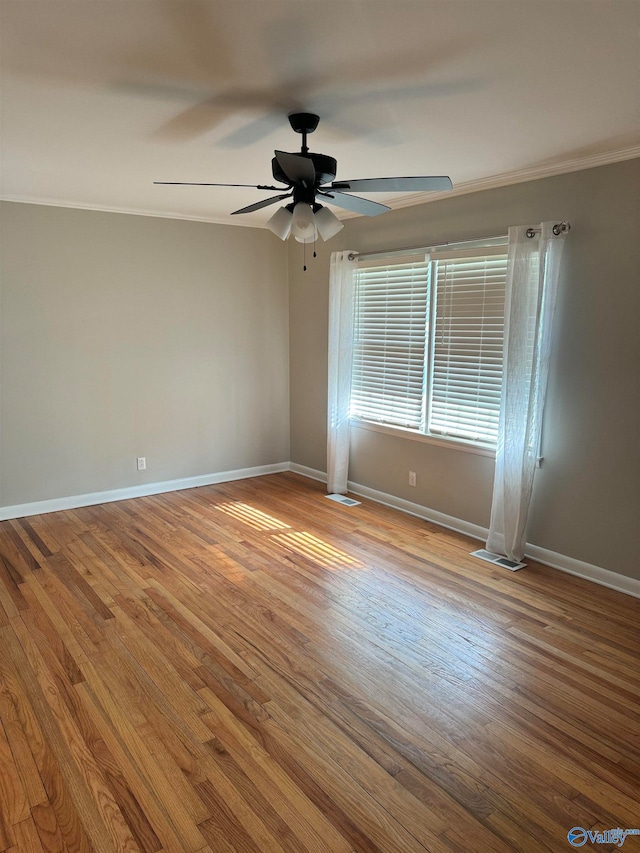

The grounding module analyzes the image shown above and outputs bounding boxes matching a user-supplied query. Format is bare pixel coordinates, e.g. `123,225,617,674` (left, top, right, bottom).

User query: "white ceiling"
1,0,639,228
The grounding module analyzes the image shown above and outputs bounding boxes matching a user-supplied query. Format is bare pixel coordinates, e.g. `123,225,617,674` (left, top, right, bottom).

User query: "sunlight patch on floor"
272,531,365,570
215,501,291,531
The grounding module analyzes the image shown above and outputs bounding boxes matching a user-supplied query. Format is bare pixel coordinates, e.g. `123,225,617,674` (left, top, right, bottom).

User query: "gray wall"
289,159,640,580
2,162,638,580
0,203,290,506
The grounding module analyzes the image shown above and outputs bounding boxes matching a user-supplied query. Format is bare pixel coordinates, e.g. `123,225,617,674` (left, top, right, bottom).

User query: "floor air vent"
471,549,526,571
325,494,361,507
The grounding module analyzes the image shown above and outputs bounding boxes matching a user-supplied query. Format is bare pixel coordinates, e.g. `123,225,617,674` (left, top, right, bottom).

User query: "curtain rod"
349,233,507,262
349,221,571,262
526,221,571,238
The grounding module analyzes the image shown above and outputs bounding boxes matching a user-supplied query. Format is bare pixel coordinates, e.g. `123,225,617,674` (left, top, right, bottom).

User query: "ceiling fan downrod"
288,112,320,154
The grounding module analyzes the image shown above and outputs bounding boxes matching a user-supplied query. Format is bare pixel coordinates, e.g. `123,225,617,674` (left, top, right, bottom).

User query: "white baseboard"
0,462,289,521
288,464,640,599
522,544,640,599
288,462,328,484
3,460,638,599
347,479,489,541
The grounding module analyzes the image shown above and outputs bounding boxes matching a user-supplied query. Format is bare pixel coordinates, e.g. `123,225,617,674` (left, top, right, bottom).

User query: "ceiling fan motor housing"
271,152,337,188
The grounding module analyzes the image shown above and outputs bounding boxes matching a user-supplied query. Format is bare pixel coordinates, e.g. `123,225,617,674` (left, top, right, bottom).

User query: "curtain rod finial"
553,221,570,236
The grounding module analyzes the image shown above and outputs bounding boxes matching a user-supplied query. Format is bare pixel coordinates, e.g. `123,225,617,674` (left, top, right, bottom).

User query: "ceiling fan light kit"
267,202,343,243
155,112,452,266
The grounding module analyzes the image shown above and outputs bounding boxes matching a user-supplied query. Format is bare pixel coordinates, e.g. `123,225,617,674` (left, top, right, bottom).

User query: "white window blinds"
351,255,430,429
428,247,508,444
351,242,508,447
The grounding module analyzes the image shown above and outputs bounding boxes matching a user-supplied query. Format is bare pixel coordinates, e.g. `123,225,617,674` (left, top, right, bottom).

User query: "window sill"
349,418,496,458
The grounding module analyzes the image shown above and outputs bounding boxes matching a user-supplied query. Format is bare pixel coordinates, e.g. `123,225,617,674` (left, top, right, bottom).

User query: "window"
350,243,508,446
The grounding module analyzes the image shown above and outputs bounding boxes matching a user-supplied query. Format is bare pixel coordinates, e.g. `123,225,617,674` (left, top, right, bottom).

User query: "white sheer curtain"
327,251,357,494
487,222,568,561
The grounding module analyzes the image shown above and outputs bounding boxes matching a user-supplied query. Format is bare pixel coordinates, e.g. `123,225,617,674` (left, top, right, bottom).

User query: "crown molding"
0,195,263,228
3,146,639,226
374,145,640,215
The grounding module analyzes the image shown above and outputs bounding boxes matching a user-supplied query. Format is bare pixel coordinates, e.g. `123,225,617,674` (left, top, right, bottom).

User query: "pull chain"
302,235,317,272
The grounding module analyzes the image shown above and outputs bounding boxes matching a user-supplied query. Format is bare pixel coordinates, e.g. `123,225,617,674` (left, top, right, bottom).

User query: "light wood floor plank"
0,472,637,852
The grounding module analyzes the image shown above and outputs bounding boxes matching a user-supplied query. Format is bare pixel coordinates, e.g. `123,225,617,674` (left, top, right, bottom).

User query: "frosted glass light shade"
315,206,344,240
268,202,342,245
266,206,292,240
291,202,315,238
294,229,318,244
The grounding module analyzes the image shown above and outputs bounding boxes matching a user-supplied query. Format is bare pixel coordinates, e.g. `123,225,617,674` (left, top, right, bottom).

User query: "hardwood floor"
0,472,638,853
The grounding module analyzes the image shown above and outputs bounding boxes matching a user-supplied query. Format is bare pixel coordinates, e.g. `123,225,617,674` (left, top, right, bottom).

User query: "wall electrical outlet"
409,471,417,487
137,457,146,471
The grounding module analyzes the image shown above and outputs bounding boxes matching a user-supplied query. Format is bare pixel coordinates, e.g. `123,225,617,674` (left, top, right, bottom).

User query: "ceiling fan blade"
231,194,291,215
319,191,390,217
329,176,453,193
274,150,316,185
154,182,282,189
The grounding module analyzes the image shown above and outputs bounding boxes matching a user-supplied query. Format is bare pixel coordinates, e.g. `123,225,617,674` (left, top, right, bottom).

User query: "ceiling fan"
154,112,452,244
